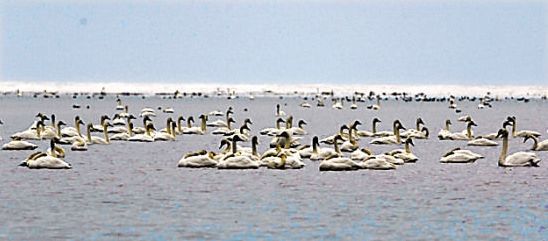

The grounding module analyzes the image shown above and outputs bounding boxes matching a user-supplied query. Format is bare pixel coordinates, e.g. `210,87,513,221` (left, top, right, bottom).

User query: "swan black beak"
19,161,28,167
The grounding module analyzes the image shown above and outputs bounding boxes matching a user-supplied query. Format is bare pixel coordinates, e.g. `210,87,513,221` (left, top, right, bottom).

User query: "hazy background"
1,0,546,85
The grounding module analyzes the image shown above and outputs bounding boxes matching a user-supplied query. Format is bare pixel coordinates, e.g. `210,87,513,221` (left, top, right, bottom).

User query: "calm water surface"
0,95,546,240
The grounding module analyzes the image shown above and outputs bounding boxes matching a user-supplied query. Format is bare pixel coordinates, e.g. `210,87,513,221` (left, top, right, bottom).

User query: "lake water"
0,94,546,240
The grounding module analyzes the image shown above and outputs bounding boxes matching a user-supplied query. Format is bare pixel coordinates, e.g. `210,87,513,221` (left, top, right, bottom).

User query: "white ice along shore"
1,81,547,98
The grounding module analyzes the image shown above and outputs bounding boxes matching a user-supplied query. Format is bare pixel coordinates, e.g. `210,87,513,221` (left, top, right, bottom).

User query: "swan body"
319,157,360,171
20,153,71,169
360,156,397,170
217,155,260,169
128,123,155,142
2,140,38,150
178,152,218,168
467,137,498,146
440,148,484,163
71,138,88,151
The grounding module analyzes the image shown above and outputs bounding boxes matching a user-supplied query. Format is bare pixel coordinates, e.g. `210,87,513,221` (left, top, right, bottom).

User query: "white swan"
356,118,381,137
447,121,476,140
340,125,359,152
207,107,233,127
286,120,308,136
19,152,71,169
496,129,540,167
178,151,218,168
370,120,405,145
182,115,207,135
86,122,111,145
437,120,453,140
128,123,155,142
366,96,381,110
2,139,38,150
359,156,397,170
11,121,43,140
506,116,541,138
111,122,134,141
217,135,260,169
211,117,237,135
259,117,286,136
332,99,343,109
385,138,418,163
60,116,83,137
467,136,498,146
154,120,176,141
70,137,88,151
276,104,286,116
523,135,548,151
400,118,425,138
46,138,65,158
440,148,484,163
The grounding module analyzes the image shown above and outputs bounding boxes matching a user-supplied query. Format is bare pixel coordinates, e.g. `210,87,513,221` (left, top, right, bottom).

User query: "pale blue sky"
1,0,546,85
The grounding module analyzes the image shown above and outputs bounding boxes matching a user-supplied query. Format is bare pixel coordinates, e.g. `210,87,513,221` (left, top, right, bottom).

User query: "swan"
115,98,125,110
321,125,350,145
438,120,453,140
225,121,253,141
314,135,345,161
182,115,207,135
276,104,286,116
90,115,111,132
46,138,65,158
217,135,260,169
85,122,112,145
366,96,381,110
154,121,176,141
319,156,361,171
370,120,406,145
19,151,71,169
208,110,224,116
385,138,418,163
350,97,358,110
332,99,343,109
11,120,44,140
71,137,88,151
111,113,127,126
447,121,476,140
299,101,311,108
340,125,359,152
270,131,302,148
496,129,540,167
111,122,134,141
60,116,83,137
299,136,320,158
128,123,155,142
350,148,373,161
523,135,548,151
400,118,425,138
211,117,236,135
467,136,498,146
163,107,174,113
132,116,153,134
178,151,218,168
259,118,286,136
263,153,288,169
2,139,38,150
440,148,484,163
286,120,307,136
356,118,381,137
359,156,397,170
207,107,233,127
481,120,511,140
506,116,541,138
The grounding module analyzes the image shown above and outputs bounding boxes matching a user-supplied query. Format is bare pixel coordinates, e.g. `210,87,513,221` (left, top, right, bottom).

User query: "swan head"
187,116,195,123
128,115,137,120
276,118,285,124
113,113,120,120
298,120,307,127
506,116,516,123
340,125,349,132
467,121,477,127
496,128,509,138
395,121,406,130
57,121,67,128
445,120,452,126
502,120,512,129
232,134,245,143
372,118,381,124
219,139,230,149
251,136,259,145
405,138,415,146
522,134,536,143
334,134,344,143
276,131,291,139
244,118,253,125
199,114,207,120
227,117,236,124
421,127,430,137
417,118,424,125
146,123,156,131
177,116,185,122
351,120,362,128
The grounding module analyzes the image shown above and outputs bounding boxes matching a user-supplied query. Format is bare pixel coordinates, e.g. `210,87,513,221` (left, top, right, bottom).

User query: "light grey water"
0,95,546,240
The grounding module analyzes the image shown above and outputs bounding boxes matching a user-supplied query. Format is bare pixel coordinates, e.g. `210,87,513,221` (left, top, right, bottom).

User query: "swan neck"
86,127,92,142
467,125,472,139
334,140,340,154
349,128,354,143
201,118,206,132
50,140,56,158
405,142,411,153
531,137,538,150
500,135,508,164
312,139,318,154
232,139,238,154
445,122,450,131
396,128,401,144
103,126,109,143
252,140,257,156
372,122,377,134
177,119,182,133
512,122,517,137
275,121,280,130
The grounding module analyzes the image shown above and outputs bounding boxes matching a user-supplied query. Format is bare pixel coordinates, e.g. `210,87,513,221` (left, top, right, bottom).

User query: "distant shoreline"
1,81,547,97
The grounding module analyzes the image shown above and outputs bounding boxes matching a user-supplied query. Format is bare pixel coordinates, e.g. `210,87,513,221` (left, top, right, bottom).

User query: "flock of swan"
1,94,545,171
